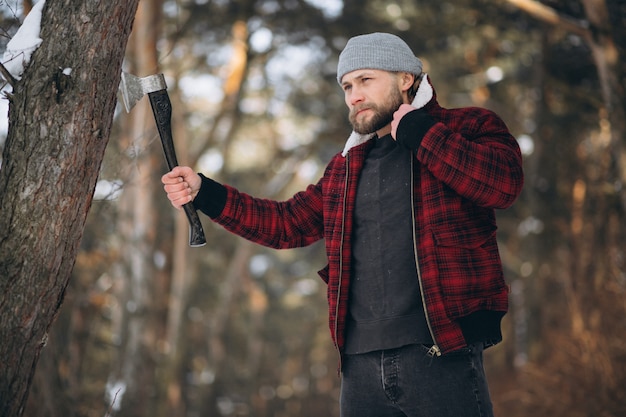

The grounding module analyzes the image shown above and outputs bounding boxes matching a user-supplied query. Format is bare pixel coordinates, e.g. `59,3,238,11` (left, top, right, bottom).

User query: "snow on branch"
1,0,46,86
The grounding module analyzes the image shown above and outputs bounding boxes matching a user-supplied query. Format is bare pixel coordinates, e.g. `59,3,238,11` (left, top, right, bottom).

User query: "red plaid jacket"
211,80,524,355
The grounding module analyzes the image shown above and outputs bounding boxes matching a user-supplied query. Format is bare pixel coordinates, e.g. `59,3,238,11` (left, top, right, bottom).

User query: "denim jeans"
340,343,494,417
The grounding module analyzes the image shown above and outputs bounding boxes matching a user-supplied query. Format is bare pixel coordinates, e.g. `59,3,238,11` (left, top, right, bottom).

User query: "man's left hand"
391,104,417,140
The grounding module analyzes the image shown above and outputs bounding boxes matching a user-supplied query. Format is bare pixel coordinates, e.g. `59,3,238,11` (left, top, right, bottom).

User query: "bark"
0,1,139,416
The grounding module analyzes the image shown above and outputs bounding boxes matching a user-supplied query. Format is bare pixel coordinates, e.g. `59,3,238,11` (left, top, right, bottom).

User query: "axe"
120,72,206,247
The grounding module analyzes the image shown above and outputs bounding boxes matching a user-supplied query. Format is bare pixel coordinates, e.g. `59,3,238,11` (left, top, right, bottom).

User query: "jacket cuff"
395,110,436,151
193,173,227,219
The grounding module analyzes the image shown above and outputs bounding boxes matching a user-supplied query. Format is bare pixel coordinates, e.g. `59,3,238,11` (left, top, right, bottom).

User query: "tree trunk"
160,82,195,417
0,1,139,416
105,0,164,415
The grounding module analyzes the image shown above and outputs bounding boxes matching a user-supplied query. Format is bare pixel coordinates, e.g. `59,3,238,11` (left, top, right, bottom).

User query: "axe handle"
148,89,207,247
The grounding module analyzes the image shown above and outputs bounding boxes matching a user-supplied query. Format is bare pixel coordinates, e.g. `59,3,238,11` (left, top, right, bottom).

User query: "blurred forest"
1,0,625,416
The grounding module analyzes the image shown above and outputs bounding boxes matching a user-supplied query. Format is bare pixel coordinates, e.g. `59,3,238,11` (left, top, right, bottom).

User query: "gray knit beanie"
337,33,423,84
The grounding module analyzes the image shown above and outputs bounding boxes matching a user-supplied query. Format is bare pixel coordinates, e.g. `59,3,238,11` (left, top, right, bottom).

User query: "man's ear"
400,72,416,92
398,72,418,103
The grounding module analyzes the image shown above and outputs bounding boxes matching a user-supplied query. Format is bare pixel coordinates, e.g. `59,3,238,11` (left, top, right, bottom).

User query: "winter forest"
0,0,625,416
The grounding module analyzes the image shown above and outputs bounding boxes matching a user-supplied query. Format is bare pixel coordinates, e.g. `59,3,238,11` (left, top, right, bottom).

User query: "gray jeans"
340,343,494,417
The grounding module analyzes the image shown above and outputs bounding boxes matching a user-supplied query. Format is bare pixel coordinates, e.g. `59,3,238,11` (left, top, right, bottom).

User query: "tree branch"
505,0,591,38
0,62,18,88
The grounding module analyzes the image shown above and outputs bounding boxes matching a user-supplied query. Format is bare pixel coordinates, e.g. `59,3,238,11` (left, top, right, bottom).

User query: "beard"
349,87,404,135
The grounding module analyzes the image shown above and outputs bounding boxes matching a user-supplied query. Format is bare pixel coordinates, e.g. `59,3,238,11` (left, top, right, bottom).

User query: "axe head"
120,72,168,112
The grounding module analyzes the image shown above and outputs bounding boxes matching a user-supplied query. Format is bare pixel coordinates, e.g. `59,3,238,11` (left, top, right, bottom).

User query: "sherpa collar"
341,74,434,157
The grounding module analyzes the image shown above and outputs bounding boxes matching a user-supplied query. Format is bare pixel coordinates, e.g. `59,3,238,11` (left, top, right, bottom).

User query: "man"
162,32,524,417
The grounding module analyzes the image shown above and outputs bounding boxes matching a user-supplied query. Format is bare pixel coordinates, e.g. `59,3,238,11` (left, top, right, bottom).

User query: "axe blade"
119,72,167,112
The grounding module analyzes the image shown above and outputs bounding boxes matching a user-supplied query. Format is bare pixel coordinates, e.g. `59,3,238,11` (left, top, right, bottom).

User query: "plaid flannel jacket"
212,82,524,355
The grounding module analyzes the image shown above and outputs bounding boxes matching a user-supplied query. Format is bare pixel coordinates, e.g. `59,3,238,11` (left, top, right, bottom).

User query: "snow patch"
1,0,46,80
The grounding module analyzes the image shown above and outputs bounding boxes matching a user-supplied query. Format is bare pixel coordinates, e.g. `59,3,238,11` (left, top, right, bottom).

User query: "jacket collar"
341,74,434,157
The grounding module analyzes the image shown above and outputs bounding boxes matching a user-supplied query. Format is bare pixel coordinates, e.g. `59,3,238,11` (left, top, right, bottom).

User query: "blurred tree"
500,1,626,415
102,0,167,415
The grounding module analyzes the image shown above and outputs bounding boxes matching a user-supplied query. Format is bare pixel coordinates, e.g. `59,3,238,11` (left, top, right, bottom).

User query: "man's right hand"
161,166,202,209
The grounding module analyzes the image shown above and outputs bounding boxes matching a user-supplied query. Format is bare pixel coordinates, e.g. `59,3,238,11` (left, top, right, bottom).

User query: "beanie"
337,33,423,84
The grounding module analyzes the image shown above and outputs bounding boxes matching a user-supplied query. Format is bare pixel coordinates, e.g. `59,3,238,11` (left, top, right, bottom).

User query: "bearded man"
162,32,524,417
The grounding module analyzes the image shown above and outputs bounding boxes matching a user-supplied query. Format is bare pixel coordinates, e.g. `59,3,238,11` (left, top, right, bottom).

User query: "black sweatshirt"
344,134,432,354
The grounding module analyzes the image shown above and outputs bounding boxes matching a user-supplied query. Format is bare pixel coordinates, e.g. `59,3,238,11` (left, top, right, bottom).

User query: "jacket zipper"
410,154,441,357
334,154,350,369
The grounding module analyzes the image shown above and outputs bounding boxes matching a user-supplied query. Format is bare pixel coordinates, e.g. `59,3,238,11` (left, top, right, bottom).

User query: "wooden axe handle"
148,89,206,247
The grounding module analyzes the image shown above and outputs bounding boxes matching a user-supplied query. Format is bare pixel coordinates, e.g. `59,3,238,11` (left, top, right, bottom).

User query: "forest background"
0,0,625,416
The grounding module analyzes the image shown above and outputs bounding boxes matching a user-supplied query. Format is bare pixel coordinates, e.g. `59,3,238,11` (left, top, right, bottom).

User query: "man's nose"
348,86,364,106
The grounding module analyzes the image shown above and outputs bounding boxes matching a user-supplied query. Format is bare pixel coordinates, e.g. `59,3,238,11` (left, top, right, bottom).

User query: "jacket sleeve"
210,180,325,250
413,108,524,209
